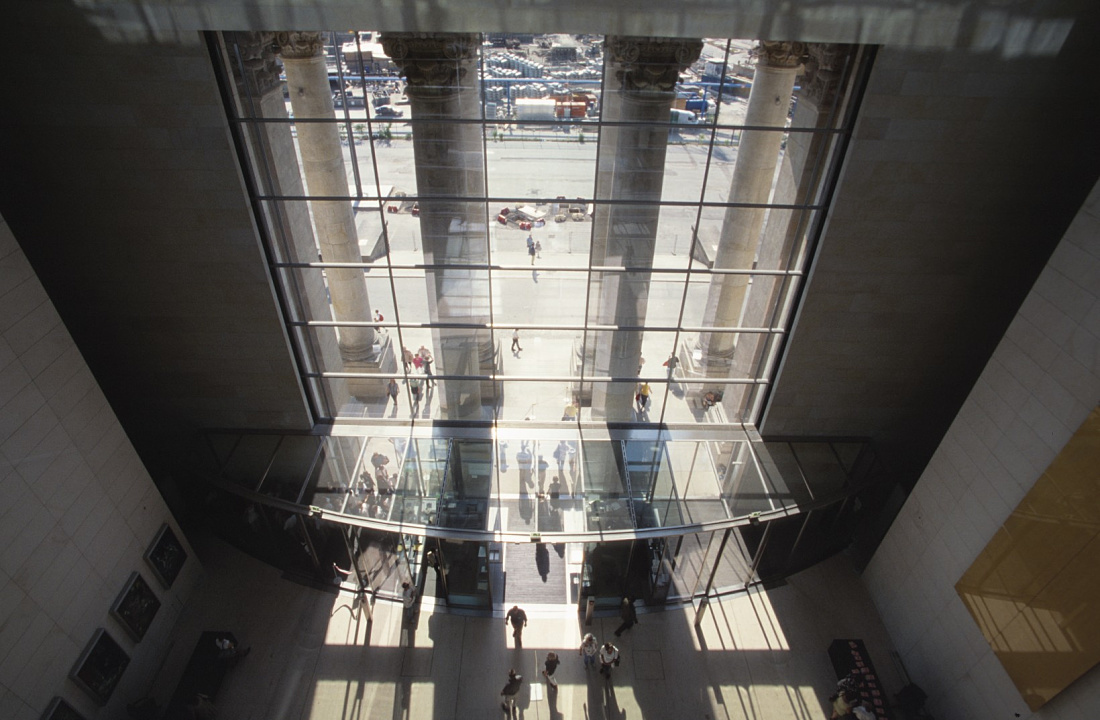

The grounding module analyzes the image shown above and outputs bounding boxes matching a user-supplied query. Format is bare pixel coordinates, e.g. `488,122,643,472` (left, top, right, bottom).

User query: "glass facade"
221,32,864,426
209,32,875,606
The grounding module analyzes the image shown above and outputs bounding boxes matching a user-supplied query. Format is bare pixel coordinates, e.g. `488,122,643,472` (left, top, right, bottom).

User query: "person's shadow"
535,543,550,581
547,684,563,720
422,385,434,418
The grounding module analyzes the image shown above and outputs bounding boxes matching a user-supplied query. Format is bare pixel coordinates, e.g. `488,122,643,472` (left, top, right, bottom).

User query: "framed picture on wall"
110,572,161,642
143,523,187,589
41,696,87,720
69,629,130,705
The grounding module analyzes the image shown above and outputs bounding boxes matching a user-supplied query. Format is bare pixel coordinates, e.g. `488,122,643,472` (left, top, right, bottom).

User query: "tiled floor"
151,533,905,719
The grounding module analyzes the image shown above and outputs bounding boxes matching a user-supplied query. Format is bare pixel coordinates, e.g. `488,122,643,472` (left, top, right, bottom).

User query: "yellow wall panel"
955,406,1100,711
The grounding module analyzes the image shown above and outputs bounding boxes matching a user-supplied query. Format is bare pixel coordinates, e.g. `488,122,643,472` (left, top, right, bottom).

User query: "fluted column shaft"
589,37,702,420
277,31,375,361
382,33,491,421
699,41,805,375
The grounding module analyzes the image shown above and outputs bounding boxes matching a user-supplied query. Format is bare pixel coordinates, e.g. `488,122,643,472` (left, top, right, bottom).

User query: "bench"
164,631,237,719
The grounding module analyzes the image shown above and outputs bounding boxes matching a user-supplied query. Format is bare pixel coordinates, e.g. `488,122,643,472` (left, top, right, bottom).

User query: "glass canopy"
194,426,878,542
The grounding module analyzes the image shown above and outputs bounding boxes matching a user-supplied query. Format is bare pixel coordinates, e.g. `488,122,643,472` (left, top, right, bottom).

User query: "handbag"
614,658,620,666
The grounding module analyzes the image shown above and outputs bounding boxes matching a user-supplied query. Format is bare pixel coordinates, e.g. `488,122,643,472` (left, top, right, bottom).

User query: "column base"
344,334,398,401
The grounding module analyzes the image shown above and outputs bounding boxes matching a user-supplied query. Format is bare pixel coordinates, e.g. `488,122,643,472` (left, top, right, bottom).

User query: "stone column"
381,33,494,421
588,36,702,420
722,44,854,418
276,32,376,364
226,32,349,412
697,41,806,377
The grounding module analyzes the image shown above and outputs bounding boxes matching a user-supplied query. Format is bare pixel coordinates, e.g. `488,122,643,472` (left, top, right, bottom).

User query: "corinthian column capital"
228,31,281,95
275,31,325,60
605,36,703,93
757,41,809,69
380,33,480,93
801,43,853,107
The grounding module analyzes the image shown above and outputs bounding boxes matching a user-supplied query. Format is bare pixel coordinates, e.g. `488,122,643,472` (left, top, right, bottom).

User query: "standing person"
511,329,523,353
500,669,523,714
526,234,534,251
528,242,537,265
662,353,679,380
535,240,542,258
401,581,417,624
505,605,527,647
421,350,434,388
542,651,560,689
614,597,638,637
598,641,619,679
387,378,400,410
579,633,599,670
402,346,414,373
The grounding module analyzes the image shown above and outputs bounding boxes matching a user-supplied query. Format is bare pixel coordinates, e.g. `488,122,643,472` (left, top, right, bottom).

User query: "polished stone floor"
151,534,904,719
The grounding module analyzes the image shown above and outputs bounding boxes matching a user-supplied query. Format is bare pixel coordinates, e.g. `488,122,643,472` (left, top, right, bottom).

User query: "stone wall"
863,179,1100,718
0,8,313,491
1,215,201,720
762,25,1100,490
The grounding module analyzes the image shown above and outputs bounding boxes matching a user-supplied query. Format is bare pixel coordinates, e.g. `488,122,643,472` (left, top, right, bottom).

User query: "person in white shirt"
598,641,619,678
579,633,599,670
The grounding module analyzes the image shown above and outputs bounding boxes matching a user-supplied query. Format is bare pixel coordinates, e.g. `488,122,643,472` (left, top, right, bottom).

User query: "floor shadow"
535,543,550,581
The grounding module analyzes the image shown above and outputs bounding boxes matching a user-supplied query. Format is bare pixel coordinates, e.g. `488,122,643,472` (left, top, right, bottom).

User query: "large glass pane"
307,436,366,512
490,271,590,327
754,442,812,507
791,443,850,498
485,135,597,199
226,31,861,435
371,121,418,193
221,434,281,491
261,435,322,502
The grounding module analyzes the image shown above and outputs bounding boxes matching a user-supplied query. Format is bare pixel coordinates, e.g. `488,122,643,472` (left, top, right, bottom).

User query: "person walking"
387,378,399,410
402,346,414,373
614,597,638,637
401,581,417,624
636,381,651,411
535,240,542,258
542,651,560,689
421,350,434,388
598,641,620,679
662,353,679,380
579,633,599,670
505,605,527,647
511,329,522,353
500,669,523,714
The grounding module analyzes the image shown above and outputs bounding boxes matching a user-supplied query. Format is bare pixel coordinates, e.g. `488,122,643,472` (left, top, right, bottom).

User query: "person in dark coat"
501,669,523,713
614,597,638,636
542,651,560,689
